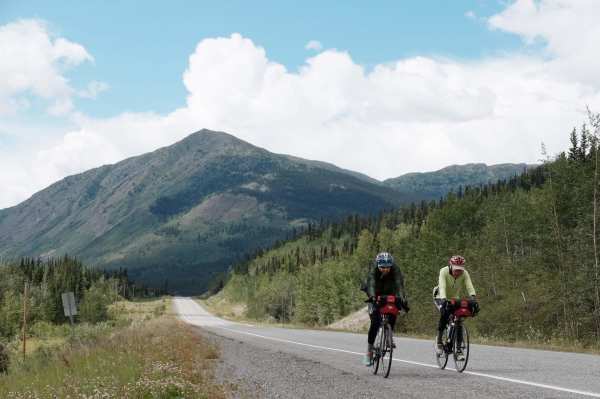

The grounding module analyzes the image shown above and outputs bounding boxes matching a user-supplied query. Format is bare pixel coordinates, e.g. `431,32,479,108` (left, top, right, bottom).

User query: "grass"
108,297,172,322
198,293,310,330
0,297,227,399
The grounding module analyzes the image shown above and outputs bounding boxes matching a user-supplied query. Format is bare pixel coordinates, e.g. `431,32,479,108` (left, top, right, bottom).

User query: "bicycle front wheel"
372,326,384,375
434,328,449,369
453,323,469,372
381,323,394,378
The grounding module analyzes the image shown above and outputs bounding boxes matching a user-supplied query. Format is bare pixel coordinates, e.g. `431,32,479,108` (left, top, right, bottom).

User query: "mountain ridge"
384,162,536,200
0,129,409,293
0,129,533,293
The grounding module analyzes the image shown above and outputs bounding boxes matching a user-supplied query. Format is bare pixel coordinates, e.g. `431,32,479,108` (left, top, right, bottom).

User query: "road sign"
61,292,78,317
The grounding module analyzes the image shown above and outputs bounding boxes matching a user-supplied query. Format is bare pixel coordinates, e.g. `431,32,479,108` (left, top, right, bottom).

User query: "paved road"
174,297,600,399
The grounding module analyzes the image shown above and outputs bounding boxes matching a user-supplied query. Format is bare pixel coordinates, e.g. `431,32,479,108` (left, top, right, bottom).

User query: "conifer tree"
568,127,579,161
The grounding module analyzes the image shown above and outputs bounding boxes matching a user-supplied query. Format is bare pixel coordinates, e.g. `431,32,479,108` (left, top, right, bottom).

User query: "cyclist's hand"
394,297,404,310
440,298,448,311
472,301,480,315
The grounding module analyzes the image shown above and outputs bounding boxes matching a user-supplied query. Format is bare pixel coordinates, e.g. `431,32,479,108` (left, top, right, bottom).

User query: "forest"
220,113,600,348
0,256,159,341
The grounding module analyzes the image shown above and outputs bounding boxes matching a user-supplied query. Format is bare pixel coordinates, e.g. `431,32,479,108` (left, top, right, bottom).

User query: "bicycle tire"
434,328,449,369
453,323,469,372
382,323,393,378
372,326,384,375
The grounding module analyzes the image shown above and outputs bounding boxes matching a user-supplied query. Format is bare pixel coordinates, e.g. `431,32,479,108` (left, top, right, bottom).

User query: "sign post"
61,292,78,344
22,282,28,361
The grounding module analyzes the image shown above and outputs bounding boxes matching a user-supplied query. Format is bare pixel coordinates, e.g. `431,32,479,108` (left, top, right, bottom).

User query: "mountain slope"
384,163,535,200
0,130,411,293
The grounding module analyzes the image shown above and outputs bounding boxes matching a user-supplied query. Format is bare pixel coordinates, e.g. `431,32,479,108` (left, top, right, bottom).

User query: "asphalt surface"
174,297,600,399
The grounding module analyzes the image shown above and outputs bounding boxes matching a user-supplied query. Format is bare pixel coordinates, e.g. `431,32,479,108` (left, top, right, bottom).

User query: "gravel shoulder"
194,326,406,399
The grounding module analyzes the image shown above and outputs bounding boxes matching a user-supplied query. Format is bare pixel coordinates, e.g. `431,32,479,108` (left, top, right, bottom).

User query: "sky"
1,0,600,209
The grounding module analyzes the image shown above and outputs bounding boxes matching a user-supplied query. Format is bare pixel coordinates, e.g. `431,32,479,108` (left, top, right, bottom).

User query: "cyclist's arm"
367,267,376,298
393,265,406,301
464,270,476,297
438,268,447,299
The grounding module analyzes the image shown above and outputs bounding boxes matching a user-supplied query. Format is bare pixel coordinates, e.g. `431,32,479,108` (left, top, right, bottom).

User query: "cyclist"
363,252,408,366
434,255,479,360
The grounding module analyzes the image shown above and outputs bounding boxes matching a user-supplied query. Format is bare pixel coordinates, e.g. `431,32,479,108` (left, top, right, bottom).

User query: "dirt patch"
327,306,370,332
180,194,259,226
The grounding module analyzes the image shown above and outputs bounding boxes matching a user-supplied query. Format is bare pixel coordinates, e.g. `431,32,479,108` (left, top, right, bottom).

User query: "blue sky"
1,0,520,117
1,1,599,208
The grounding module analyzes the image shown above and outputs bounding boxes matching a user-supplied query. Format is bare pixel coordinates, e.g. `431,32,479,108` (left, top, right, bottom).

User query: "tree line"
0,255,162,341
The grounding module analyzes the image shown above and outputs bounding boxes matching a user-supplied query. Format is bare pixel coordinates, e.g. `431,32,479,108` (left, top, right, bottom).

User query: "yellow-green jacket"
435,266,476,299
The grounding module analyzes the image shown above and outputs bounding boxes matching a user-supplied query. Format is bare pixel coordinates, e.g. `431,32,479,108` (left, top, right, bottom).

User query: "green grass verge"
0,297,227,398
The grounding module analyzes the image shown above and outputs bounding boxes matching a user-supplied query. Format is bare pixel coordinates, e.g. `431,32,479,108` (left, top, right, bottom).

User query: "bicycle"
434,298,473,372
369,295,400,378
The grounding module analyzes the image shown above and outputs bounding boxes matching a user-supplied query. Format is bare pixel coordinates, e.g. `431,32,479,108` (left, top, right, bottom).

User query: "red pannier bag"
379,295,399,316
451,298,472,318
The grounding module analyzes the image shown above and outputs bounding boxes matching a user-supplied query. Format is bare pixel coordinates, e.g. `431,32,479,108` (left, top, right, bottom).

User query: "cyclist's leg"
455,320,464,358
368,310,381,346
388,314,397,348
364,310,381,365
436,300,451,347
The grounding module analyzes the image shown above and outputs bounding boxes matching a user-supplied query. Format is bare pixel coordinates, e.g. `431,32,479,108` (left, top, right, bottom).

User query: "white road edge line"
176,299,600,398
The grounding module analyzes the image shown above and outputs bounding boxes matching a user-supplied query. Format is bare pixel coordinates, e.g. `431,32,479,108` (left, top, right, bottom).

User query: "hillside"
0,130,411,293
384,163,535,200
218,121,600,348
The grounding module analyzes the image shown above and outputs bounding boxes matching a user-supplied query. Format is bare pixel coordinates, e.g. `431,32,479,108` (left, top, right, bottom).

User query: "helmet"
376,252,394,269
449,255,466,270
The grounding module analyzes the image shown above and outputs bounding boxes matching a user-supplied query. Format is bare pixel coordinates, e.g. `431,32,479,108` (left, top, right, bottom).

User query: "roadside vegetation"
216,113,600,352
0,256,226,398
0,298,227,398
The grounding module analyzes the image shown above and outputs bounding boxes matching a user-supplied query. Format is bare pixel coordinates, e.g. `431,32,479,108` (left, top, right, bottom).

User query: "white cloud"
0,19,93,116
305,40,323,51
465,10,476,20
489,0,600,87
78,81,110,99
2,1,600,208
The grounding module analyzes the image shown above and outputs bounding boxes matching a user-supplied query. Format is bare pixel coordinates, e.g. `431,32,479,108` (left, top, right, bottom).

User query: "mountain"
383,163,536,201
0,130,411,294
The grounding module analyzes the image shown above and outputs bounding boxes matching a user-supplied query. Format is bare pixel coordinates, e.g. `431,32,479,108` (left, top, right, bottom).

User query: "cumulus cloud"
305,40,323,51
2,1,600,208
0,19,93,116
489,0,600,86
465,10,476,20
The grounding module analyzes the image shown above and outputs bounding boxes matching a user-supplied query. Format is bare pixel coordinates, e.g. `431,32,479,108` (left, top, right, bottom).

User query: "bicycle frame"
445,314,464,353
371,295,399,378
434,298,473,372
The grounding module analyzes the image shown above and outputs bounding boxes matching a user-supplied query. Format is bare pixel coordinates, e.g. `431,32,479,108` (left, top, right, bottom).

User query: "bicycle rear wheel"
453,323,469,372
381,323,393,378
434,328,449,369
372,326,384,375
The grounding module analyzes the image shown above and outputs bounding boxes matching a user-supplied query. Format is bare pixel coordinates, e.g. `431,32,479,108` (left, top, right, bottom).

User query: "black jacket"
367,263,406,301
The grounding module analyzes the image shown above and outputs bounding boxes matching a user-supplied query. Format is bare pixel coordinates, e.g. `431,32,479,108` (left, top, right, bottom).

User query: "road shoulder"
193,326,410,399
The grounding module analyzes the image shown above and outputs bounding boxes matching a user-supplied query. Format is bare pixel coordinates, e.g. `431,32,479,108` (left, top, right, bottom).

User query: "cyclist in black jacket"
363,252,409,366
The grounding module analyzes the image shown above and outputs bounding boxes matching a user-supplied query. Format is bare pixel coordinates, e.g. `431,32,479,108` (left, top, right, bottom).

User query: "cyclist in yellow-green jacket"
433,255,479,358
